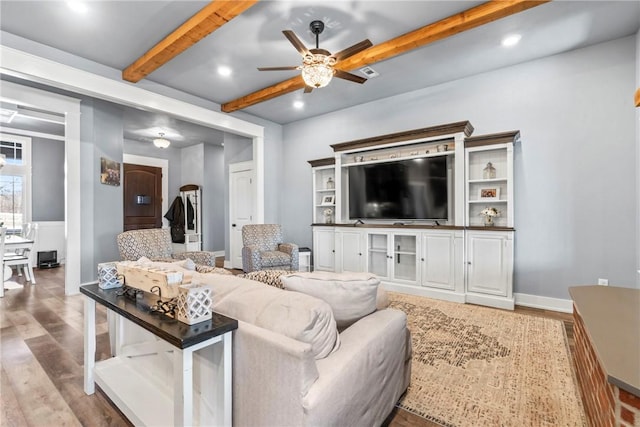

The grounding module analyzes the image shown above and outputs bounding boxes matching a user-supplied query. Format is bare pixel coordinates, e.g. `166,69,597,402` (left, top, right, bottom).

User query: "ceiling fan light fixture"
301,53,336,88
153,132,171,149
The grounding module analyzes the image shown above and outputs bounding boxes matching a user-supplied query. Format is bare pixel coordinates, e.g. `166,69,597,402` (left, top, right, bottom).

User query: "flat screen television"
348,157,449,221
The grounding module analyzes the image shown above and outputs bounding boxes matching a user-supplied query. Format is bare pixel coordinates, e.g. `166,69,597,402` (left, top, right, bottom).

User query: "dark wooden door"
123,163,162,231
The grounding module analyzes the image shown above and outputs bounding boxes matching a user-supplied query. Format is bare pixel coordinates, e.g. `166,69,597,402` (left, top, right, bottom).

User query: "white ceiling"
0,1,638,143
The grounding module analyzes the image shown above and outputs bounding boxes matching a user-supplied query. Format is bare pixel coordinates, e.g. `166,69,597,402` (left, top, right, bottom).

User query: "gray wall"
203,144,225,251
280,36,638,299
91,100,125,270
32,137,64,221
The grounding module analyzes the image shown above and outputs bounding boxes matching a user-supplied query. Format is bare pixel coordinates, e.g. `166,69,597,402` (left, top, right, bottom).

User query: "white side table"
82,284,238,426
298,250,311,272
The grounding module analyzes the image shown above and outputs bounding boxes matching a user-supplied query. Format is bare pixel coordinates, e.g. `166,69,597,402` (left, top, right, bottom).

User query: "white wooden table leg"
223,332,232,427
84,296,96,394
173,347,193,427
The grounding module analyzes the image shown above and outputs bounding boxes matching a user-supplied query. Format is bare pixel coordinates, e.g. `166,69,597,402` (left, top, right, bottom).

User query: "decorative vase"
326,177,334,190
483,162,496,179
324,213,334,224
483,216,494,227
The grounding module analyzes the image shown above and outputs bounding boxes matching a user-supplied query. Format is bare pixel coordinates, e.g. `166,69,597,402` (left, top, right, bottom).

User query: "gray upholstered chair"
117,228,216,266
241,224,299,273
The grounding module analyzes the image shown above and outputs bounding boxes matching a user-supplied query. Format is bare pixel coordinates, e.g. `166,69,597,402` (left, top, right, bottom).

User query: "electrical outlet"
597,278,608,286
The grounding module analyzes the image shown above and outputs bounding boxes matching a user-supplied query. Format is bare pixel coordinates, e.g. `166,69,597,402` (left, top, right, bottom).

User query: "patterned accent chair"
117,228,217,267
241,224,299,273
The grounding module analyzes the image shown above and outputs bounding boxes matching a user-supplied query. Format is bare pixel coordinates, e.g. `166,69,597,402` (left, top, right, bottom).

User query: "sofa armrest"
303,309,411,426
241,245,262,272
278,243,299,270
232,320,319,426
172,251,216,266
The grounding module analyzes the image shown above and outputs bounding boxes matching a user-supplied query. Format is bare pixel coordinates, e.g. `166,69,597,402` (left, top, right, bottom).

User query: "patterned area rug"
389,292,586,427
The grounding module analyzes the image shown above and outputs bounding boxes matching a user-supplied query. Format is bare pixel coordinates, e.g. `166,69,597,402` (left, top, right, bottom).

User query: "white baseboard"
212,251,225,258
223,260,232,269
514,293,573,313
382,282,467,305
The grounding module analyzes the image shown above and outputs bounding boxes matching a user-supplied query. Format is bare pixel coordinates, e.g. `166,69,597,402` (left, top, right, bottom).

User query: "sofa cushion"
193,273,339,359
281,272,380,329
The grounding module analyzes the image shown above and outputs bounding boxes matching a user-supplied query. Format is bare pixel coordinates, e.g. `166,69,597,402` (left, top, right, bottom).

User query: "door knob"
232,224,237,227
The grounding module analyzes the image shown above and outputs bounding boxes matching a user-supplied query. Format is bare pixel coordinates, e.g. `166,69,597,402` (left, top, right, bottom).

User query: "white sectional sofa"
193,271,412,426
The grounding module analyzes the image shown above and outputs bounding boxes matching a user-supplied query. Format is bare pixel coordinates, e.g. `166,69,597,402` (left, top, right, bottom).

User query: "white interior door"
229,162,254,269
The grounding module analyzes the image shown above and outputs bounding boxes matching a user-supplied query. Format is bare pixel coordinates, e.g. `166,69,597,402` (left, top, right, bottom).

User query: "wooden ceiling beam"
221,0,550,113
123,0,258,83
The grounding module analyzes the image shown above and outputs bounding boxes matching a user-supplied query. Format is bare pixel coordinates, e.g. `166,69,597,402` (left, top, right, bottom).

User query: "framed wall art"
478,187,500,200
320,195,335,205
100,157,121,186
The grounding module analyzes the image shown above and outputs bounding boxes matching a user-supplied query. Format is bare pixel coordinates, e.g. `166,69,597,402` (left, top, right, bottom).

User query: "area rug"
388,292,586,427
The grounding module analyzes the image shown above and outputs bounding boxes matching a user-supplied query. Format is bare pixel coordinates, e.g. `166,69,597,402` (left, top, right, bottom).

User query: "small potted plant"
480,207,500,227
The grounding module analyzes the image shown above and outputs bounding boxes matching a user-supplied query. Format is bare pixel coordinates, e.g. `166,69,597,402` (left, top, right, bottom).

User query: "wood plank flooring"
0,267,574,427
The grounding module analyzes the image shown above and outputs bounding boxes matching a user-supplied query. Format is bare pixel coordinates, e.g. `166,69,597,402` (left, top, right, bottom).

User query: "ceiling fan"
258,20,373,92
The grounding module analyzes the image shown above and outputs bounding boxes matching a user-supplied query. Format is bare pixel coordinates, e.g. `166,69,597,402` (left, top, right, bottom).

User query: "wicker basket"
175,282,213,325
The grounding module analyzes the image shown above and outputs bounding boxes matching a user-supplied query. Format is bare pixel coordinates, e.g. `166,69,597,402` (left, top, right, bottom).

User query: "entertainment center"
309,121,519,310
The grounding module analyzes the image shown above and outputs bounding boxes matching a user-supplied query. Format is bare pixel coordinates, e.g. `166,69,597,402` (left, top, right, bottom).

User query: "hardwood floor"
0,267,575,427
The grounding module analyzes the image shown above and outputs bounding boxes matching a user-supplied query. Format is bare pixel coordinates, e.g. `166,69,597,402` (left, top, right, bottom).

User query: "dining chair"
8,223,38,278
3,227,35,287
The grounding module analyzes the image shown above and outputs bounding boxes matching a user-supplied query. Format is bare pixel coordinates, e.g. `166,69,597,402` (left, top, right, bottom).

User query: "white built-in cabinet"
366,232,418,283
310,159,336,224
465,230,514,309
312,226,335,271
336,229,365,273
309,123,519,310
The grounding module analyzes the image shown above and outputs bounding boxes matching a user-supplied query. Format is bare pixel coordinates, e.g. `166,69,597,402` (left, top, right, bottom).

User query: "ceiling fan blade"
257,66,299,71
304,86,314,93
332,39,373,61
283,30,310,57
334,69,367,84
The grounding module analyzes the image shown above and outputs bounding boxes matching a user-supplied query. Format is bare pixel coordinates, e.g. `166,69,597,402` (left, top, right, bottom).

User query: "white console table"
81,284,238,426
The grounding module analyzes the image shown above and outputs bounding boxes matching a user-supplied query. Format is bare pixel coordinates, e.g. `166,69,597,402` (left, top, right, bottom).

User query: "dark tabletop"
80,283,238,349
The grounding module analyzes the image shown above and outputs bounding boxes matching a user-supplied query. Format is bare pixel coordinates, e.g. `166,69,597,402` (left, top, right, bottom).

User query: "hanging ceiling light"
153,132,170,149
301,51,336,88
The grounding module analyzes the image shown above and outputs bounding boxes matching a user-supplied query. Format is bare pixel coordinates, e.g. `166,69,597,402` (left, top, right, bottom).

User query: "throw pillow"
281,271,380,329
240,269,291,288
135,256,196,271
194,273,340,359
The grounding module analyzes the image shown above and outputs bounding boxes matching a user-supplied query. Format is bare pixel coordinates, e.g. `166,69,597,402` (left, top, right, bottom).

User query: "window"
0,134,31,233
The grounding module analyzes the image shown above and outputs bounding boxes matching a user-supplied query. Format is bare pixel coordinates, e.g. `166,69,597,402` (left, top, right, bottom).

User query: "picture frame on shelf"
478,187,500,200
320,195,335,205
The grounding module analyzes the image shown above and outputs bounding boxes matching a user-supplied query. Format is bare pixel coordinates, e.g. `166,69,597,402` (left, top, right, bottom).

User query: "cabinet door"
421,233,454,290
392,234,418,283
313,228,335,271
338,230,364,273
367,233,389,279
466,233,509,296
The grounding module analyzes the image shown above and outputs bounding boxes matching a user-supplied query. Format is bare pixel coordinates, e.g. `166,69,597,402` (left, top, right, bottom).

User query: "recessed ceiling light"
217,66,232,77
501,34,521,47
293,101,304,109
67,1,88,14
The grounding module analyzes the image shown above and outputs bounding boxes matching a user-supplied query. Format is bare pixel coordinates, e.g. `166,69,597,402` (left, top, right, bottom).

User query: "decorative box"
175,282,213,325
115,262,192,299
98,262,122,289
